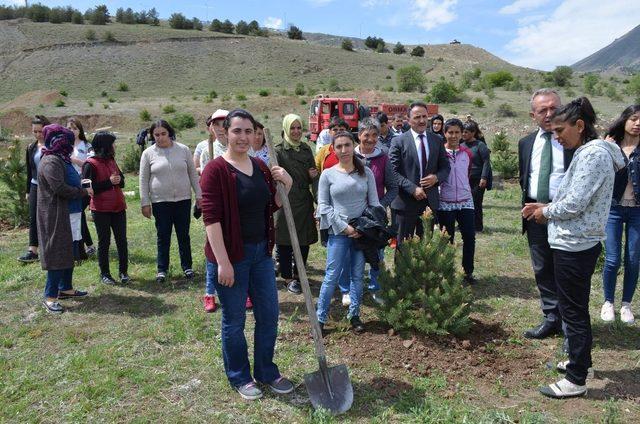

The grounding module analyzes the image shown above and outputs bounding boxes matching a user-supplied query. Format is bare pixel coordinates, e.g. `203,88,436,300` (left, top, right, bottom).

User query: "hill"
571,24,640,73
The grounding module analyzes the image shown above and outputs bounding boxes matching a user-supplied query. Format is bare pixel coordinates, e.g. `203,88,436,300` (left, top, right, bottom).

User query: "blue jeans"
212,241,280,387
152,200,192,273
603,205,640,303
368,248,385,292
317,235,365,323
205,261,217,296
338,248,384,293
44,268,73,298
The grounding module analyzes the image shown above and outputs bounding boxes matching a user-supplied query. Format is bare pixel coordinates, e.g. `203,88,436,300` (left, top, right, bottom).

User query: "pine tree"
377,212,472,336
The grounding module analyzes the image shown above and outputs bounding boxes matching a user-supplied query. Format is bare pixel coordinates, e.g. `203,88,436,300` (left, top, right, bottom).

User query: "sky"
3,0,637,71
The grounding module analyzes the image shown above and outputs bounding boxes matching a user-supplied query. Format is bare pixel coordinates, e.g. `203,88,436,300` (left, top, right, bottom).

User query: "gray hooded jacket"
543,139,626,252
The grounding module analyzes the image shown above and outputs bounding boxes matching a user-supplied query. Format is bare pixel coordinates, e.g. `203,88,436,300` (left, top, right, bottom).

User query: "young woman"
437,118,477,284
275,114,318,294
251,121,270,166
19,115,50,263
461,120,492,232
82,131,128,285
139,119,202,283
37,124,92,313
68,117,95,257
316,131,380,333
200,108,294,400
523,97,625,399
601,105,640,324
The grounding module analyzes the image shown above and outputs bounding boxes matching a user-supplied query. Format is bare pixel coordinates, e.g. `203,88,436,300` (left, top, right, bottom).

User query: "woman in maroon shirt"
200,109,294,400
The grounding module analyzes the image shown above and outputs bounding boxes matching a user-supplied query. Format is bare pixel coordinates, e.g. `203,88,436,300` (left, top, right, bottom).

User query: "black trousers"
553,243,601,386
80,196,93,247
526,220,561,324
276,244,310,279
28,183,38,247
469,177,485,232
152,200,192,273
394,209,428,245
437,208,476,276
92,210,128,276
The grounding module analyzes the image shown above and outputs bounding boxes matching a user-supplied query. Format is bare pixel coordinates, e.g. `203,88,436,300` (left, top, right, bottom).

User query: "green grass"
1,181,639,422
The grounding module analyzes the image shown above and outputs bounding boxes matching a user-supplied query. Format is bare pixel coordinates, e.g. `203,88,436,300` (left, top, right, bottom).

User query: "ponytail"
552,96,599,143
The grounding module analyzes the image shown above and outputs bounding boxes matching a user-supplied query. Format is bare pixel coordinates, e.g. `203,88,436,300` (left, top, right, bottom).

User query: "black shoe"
463,274,478,285
184,269,195,279
119,273,130,284
58,289,88,299
524,321,561,339
287,280,302,294
101,274,116,285
156,272,166,283
18,251,39,263
350,316,365,333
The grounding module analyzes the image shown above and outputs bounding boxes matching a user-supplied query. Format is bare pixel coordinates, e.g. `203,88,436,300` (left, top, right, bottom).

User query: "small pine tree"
491,131,518,178
0,139,29,227
410,45,425,57
377,213,472,336
393,42,406,54
341,39,354,51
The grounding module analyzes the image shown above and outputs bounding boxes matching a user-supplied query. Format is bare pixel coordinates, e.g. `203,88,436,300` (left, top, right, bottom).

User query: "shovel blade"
304,364,353,415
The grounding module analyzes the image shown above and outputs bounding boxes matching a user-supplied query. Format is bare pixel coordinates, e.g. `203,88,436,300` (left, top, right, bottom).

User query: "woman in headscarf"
37,124,92,314
275,114,319,294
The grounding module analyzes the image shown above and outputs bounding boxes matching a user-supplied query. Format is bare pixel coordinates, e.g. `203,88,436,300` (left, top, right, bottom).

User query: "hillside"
571,24,640,73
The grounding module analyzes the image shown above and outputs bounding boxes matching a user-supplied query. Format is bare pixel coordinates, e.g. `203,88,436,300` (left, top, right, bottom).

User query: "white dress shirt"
528,128,565,201
410,128,429,175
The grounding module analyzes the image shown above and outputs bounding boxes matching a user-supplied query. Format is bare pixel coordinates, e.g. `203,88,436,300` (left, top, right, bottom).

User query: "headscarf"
282,114,303,151
42,124,74,164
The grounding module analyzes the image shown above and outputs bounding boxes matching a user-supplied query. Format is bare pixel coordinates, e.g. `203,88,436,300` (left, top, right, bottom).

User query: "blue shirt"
65,162,82,213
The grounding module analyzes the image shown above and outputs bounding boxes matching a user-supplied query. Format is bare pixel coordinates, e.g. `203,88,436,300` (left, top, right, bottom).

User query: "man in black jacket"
518,88,574,340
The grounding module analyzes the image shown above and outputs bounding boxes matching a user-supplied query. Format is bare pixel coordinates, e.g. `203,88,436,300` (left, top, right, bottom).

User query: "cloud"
499,0,552,15
409,0,458,31
505,0,638,70
361,0,391,7
263,17,283,30
305,0,335,6
1,0,25,5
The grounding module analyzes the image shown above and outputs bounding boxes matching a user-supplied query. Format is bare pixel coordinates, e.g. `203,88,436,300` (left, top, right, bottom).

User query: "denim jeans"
368,248,385,292
205,260,217,296
152,199,192,273
437,208,476,276
603,205,640,303
338,254,352,294
44,268,73,298
317,235,365,323
212,240,280,388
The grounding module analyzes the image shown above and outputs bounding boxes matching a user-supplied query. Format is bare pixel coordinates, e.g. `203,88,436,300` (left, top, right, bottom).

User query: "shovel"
264,129,353,415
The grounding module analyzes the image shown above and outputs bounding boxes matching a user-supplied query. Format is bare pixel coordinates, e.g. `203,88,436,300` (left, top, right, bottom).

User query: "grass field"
1,178,639,423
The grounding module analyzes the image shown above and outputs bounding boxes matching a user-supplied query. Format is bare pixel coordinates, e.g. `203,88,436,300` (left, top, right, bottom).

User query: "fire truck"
307,95,438,141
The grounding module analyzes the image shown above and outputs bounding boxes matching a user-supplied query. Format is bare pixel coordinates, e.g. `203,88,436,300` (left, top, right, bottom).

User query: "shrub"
483,71,514,88
87,100,94,107
103,31,116,42
300,99,307,105
383,86,394,92
584,74,599,95
491,131,518,179
364,36,385,50
606,85,622,101
203,96,213,104
294,83,305,96
472,98,485,108
100,90,108,97
55,99,65,107
307,87,319,96
0,139,29,227
170,113,196,131
396,65,425,92
410,46,425,57
59,90,68,97
375,43,386,53
429,81,460,103
393,42,406,55
387,64,394,70
287,25,303,40
139,109,151,121
378,213,472,336
550,66,573,87
327,78,340,91
484,87,496,99
496,103,516,118
258,89,270,97
505,78,523,91
103,104,109,109
121,144,142,174
117,82,129,92
162,104,176,114
207,90,217,99
341,39,354,51
236,93,247,101
625,73,640,101
107,96,116,103
85,29,96,41
280,89,288,96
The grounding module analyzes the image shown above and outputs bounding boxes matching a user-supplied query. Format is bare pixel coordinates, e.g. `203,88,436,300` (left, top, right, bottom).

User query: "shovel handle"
264,129,327,361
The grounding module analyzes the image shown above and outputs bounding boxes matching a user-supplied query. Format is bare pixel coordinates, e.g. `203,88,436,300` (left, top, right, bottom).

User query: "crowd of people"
16,89,640,400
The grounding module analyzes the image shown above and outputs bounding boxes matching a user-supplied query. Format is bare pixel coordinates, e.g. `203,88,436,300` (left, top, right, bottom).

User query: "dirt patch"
0,108,31,134
1,90,64,111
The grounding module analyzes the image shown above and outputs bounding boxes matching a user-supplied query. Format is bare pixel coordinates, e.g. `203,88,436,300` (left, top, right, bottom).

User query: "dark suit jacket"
389,130,450,213
518,130,575,233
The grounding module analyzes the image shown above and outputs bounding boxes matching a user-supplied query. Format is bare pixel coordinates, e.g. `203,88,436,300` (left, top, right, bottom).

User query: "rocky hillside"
572,24,640,73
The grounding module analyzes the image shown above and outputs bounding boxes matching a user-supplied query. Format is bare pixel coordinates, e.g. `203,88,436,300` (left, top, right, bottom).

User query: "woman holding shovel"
200,108,295,400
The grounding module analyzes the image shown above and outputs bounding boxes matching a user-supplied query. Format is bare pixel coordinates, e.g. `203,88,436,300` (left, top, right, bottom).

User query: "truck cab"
309,96,359,142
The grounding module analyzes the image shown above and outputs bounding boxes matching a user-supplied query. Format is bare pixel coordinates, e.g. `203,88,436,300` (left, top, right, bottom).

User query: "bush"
483,71,514,88
410,46,425,57
606,85,622,101
59,90,68,97
103,31,116,42
236,93,247,101
287,25,303,40
300,99,307,105
550,66,573,87
85,29,96,40
393,42,406,55
491,131,518,179
364,36,385,50
117,82,129,92
378,214,472,336
505,78,523,91
584,74,599,95
55,99,65,107
341,39,354,51
139,109,151,121
625,73,640,101
107,96,116,103
472,98,485,108
87,100,94,107
387,64,394,70
258,89,270,97
170,113,196,131
429,81,460,103
327,78,340,91
162,104,176,114
383,86,394,92
121,143,142,174
208,90,218,99
0,139,29,227
496,103,516,117
294,83,305,96
397,65,425,92
100,90,108,97
85,4,109,25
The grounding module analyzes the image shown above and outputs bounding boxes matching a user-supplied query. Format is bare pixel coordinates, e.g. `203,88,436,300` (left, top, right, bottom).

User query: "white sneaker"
341,293,351,306
620,303,635,324
539,378,587,399
600,301,615,322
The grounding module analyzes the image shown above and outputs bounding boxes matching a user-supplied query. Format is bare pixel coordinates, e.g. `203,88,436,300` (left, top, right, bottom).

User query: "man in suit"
519,88,574,340
389,101,450,243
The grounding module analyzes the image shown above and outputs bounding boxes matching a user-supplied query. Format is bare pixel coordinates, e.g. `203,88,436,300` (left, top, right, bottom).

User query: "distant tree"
429,81,460,103
375,42,386,53
410,45,425,57
169,13,188,29
221,19,235,34
71,10,84,24
85,4,109,25
583,74,599,95
247,20,265,36
192,18,203,31
115,7,124,23
483,70,514,88
627,73,640,102
550,66,573,87
49,7,65,23
393,42,406,54
288,25,304,40
120,8,135,24
236,20,249,35
341,39,354,51
28,4,50,22
147,8,159,26
397,65,426,92
135,10,148,24
209,19,223,32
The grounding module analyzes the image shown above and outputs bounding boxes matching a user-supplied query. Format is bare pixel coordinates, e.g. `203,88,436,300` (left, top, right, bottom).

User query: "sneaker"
350,316,365,333
556,359,569,372
101,274,116,285
600,301,615,322
42,300,63,314
620,303,635,324
463,274,478,285
539,378,587,399
287,280,302,294
119,273,130,284
18,251,39,263
203,295,217,313
267,376,294,394
245,296,253,310
85,246,96,256
236,381,263,400
184,269,195,279
156,272,166,283
342,293,351,307
371,292,385,306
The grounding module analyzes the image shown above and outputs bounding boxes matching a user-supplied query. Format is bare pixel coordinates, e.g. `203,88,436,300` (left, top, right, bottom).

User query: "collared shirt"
528,128,565,201
410,128,429,173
